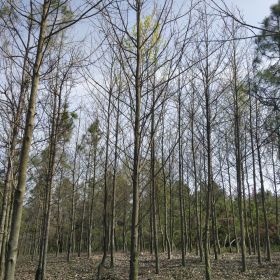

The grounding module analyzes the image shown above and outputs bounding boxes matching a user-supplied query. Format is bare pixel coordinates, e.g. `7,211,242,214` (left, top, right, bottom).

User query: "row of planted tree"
0,0,279,280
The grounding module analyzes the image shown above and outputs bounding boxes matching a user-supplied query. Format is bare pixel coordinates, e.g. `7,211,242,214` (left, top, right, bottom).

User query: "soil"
16,252,280,279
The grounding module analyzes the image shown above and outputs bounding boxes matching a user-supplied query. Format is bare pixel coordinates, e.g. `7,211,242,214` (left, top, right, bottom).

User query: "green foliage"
71,111,78,119
60,4,73,21
256,3,280,90
0,2,18,25
258,66,280,85
255,1,280,150
126,13,161,62
57,103,77,142
0,5,10,18
50,0,74,21
85,119,102,147
257,3,280,57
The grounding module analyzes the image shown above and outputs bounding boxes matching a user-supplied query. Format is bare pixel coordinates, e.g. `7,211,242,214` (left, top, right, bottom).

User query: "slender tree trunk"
36,58,64,280
169,159,174,253
110,85,120,267
218,149,231,253
191,121,203,261
0,59,30,280
255,100,271,262
129,2,142,279
241,163,252,255
225,138,239,253
31,211,40,261
98,85,113,277
88,148,97,259
122,200,127,252
149,184,154,254
55,170,63,257
178,74,186,267
78,183,87,257
203,34,212,280
4,2,49,279
211,190,219,260
232,34,246,272
249,92,261,264
0,20,31,276
187,184,192,253
161,121,171,259
67,115,81,262
244,148,256,254
233,85,247,273
272,143,280,242
151,82,159,273
78,140,93,258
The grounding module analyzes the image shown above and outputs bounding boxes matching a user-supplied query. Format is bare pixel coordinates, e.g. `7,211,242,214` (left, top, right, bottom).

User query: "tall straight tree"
110,74,121,267
67,112,81,262
255,98,272,262
0,15,32,278
177,73,186,267
150,57,159,274
4,2,51,278
230,21,246,272
3,1,106,279
190,82,203,261
87,120,101,258
99,0,189,278
129,2,142,278
35,29,78,280
248,83,261,264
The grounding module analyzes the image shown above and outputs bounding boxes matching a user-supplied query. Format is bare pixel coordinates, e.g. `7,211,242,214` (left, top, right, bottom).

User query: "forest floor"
16,252,280,280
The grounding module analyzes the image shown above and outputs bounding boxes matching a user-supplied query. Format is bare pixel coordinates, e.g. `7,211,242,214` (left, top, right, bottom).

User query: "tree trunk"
249,92,261,264
151,81,159,273
110,84,120,267
233,73,247,273
161,121,171,259
255,100,271,262
98,86,113,277
88,148,96,259
129,1,142,279
178,74,186,267
4,2,49,279
67,115,81,262
272,143,280,242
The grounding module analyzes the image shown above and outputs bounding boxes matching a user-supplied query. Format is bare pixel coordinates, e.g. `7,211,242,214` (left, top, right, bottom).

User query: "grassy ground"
16,252,280,279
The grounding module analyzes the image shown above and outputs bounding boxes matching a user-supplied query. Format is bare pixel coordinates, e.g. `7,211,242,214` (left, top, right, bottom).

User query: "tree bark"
4,2,49,279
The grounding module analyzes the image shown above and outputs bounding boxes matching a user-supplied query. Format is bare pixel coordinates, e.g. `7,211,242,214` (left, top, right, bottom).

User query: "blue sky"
232,0,276,26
